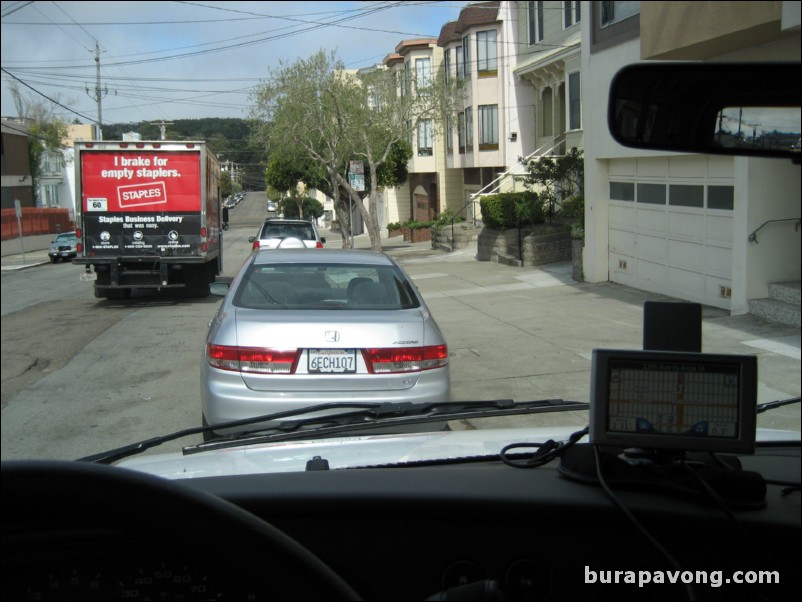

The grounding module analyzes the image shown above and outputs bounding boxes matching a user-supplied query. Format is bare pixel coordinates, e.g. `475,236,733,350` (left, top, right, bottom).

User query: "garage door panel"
705,245,732,276
636,233,668,259
668,212,705,239
705,215,733,243
636,208,667,233
667,266,706,300
609,228,636,254
609,204,635,228
636,259,666,284
668,239,705,268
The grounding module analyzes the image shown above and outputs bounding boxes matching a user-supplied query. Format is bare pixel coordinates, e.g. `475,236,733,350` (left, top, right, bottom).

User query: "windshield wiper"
182,398,589,455
77,399,588,464
756,396,800,413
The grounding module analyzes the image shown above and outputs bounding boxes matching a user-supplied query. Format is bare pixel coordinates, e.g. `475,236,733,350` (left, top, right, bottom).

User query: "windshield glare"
0,2,798,466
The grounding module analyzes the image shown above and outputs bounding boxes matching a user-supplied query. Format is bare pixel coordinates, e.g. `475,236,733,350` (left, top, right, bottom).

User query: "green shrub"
480,192,544,229
403,220,435,230
561,195,584,220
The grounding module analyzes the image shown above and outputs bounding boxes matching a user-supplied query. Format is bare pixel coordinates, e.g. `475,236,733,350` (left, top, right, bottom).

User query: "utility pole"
86,42,108,140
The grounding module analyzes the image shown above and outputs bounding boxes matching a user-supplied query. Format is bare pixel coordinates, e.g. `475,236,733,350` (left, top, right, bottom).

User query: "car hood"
115,427,800,480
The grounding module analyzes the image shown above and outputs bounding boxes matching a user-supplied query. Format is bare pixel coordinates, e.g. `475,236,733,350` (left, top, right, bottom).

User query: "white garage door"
607,157,735,310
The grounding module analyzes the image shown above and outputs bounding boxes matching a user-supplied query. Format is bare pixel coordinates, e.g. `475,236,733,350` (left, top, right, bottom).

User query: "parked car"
201,249,451,438
48,231,78,262
249,217,325,250
266,200,278,212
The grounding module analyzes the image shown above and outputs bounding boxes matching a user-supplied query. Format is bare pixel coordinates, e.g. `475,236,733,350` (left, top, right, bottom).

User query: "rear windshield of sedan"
234,264,421,310
259,223,316,240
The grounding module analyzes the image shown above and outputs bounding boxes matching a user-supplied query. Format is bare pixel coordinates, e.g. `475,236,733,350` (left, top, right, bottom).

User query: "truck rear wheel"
184,263,215,298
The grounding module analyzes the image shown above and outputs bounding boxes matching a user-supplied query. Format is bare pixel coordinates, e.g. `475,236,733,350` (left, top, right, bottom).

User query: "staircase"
748,281,801,327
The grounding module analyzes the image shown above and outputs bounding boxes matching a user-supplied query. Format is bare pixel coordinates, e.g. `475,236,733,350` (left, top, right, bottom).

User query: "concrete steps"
748,281,801,327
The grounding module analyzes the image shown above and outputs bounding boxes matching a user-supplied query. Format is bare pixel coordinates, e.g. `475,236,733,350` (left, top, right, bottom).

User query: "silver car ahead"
201,249,451,436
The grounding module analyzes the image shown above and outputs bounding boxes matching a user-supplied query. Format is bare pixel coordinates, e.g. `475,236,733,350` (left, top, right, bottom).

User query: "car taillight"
206,344,300,374
252,240,261,251
315,241,324,248
362,345,448,374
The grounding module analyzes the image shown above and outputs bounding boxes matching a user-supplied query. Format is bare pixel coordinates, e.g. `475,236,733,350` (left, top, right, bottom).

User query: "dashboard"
2,445,800,601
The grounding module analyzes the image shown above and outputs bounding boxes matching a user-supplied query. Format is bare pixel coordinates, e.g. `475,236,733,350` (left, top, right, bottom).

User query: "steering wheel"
1,460,361,601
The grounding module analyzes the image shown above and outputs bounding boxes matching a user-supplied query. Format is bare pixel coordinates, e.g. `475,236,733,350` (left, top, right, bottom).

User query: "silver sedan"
201,249,451,436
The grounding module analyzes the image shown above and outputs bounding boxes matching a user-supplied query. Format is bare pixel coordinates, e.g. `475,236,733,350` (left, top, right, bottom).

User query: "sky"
1,1,466,125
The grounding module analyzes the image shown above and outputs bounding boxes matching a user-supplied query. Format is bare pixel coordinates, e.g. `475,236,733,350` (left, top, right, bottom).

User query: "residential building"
1,118,34,209
513,1,583,156
382,38,453,228
581,1,800,316
438,1,510,223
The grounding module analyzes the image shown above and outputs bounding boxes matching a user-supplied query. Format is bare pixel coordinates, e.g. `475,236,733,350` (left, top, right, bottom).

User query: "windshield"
235,263,420,310
1,2,799,465
260,223,316,240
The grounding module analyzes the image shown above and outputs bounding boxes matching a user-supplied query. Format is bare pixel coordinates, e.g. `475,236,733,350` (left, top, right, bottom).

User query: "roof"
438,1,501,46
394,38,438,57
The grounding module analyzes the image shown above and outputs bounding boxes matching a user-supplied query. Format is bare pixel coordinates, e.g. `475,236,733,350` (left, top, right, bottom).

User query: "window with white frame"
528,1,544,45
41,184,60,208
476,30,497,75
564,1,581,28
568,71,581,130
458,113,466,153
465,107,474,152
402,61,411,97
479,105,498,150
415,58,431,95
417,120,433,157
42,151,62,175
600,1,639,28
444,48,452,84
462,35,471,77
446,116,454,153
456,45,463,80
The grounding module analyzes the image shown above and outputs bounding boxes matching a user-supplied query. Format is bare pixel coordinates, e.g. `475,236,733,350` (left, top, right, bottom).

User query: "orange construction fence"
1,208,75,241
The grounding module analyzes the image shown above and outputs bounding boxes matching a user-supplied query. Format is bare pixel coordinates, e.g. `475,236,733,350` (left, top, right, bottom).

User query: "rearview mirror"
608,63,801,160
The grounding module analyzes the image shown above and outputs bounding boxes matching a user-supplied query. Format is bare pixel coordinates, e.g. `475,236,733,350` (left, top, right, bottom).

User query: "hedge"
479,192,545,229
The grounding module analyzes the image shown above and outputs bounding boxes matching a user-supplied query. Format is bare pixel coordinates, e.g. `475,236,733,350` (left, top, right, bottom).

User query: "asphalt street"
3,201,800,435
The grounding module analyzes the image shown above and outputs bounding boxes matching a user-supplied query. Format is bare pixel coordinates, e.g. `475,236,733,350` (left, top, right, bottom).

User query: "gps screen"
590,350,757,453
607,359,739,439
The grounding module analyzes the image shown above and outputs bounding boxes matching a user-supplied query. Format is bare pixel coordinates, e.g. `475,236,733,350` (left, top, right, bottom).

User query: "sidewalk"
0,231,446,272
1,248,50,271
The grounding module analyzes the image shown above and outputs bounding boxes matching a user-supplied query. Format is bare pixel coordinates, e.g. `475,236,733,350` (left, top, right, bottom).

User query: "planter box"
410,227,432,243
478,226,571,266
388,229,402,238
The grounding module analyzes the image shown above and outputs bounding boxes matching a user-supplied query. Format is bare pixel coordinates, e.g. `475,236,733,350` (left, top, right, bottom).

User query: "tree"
280,196,324,221
264,152,327,219
249,50,461,250
523,148,584,220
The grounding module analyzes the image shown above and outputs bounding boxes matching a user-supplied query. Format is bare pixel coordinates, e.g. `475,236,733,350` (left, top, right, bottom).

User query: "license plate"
308,349,356,373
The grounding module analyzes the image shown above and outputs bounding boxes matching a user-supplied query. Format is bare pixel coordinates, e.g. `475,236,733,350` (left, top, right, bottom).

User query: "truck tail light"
315,241,324,248
362,345,448,374
252,240,261,251
206,344,300,374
